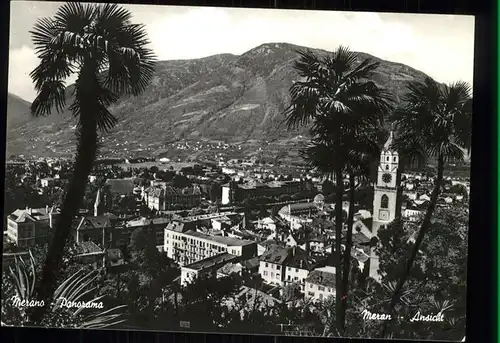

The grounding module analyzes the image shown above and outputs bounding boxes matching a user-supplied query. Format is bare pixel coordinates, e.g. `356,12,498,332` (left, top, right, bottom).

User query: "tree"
178,274,241,331
349,205,468,340
287,46,392,333
2,251,126,328
322,179,335,196
209,182,222,202
382,77,472,336
302,128,381,333
28,2,155,323
172,174,190,189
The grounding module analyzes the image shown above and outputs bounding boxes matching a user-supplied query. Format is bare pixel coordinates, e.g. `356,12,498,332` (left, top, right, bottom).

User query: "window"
265,263,269,267
393,156,397,162
263,271,268,276
319,293,324,300
386,156,389,161
381,195,389,209
385,164,389,170
287,275,291,281
271,272,275,278
308,292,315,297
287,267,291,271
276,273,280,278
295,268,299,272
318,286,325,291
276,265,281,270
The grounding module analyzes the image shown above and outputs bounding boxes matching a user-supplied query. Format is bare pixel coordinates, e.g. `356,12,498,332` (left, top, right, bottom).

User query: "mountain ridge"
7,42,436,158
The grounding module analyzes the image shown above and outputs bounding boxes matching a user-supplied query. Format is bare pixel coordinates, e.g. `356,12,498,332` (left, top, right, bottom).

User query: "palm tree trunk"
333,168,344,333
340,173,356,333
30,117,98,323
381,155,445,337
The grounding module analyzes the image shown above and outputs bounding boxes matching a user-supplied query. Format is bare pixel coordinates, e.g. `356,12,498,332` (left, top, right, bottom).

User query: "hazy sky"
9,1,475,102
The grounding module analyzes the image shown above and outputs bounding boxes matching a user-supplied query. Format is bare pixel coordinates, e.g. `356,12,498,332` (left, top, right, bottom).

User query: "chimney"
300,260,303,269
46,205,49,214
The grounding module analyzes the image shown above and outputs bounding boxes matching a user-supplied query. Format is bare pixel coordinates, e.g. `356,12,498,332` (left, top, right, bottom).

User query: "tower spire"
384,126,395,151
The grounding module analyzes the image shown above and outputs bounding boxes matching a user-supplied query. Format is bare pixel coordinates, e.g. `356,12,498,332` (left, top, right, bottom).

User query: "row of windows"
307,292,326,300
264,263,302,273
263,270,281,279
383,156,397,162
264,263,281,270
307,283,334,293
167,233,224,251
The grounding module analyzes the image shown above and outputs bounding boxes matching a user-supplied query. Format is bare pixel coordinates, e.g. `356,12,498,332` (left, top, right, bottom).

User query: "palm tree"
3,252,126,328
381,77,472,337
28,2,156,323
285,46,392,332
302,128,381,333
340,136,381,333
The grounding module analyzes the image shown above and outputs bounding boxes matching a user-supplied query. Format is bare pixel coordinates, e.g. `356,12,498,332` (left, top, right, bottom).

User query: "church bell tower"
371,129,400,236
369,128,400,282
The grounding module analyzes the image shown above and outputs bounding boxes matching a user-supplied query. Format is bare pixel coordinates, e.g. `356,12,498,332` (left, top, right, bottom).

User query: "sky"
9,1,475,103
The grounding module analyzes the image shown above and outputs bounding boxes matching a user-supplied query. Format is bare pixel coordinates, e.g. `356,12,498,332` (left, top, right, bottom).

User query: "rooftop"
305,270,336,288
75,241,103,255
352,232,371,245
260,245,290,265
179,212,238,223
286,247,323,270
183,230,255,247
279,202,319,215
183,252,239,271
79,215,117,230
106,178,135,195
8,207,58,223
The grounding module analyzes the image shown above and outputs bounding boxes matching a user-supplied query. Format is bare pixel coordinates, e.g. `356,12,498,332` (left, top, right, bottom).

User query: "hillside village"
3,129,470,332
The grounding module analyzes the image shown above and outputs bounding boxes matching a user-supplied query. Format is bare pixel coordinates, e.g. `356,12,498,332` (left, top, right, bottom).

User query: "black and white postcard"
3,2,473,341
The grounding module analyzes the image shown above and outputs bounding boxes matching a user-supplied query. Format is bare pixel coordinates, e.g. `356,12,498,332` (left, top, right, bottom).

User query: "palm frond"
393,76,472,165
30,80,67,116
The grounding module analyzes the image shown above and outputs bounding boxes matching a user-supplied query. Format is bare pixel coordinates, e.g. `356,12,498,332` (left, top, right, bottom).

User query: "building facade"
6,207,59,248
370,129,401,281
164,228,256,266
305,270,336,302
372,130,400,236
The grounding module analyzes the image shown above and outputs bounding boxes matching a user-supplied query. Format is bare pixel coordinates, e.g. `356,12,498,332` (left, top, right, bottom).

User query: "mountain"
6,42,435,158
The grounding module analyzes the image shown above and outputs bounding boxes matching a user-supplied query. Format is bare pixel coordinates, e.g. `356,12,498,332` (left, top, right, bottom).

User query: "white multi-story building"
6,207,59,248
259,246,325,290
404,208,423,222
305,269,336,302
258,247,289,286
164,228,256,266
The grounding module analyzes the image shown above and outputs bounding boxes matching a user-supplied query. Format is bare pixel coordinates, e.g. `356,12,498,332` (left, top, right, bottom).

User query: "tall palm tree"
285,46,392,332
28,2,156,323
302,129,381,333
339,137,381,333
381,77,472,337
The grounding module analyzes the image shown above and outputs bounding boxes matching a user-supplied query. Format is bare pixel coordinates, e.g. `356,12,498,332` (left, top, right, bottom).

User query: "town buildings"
258,245,326,290
180,252,240,286
164,226,257,266
221,180,302,205
5,207,59,248
304,268,336,302
142,185,202,210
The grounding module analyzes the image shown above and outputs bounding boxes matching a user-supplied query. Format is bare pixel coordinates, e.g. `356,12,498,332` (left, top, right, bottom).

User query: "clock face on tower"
382,173,392,184
379,209,389,220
